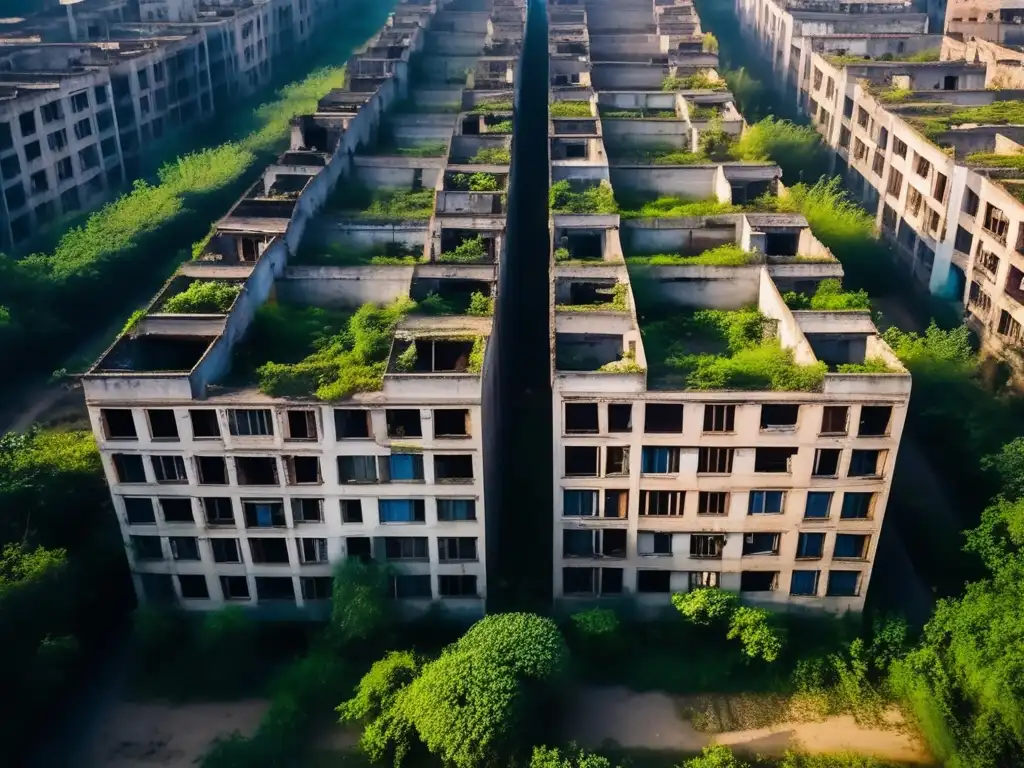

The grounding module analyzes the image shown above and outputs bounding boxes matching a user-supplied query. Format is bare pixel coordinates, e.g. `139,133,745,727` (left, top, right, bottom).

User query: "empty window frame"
698,447,733,474
123,497,156,524
132,535,163,560
341,499,364,523
812,448,841,477
378,499,426,523
391,574,432,599
437,498,477,521
435,409,470,437
347,537,372,560
804,491,833,519
211,537,241,563
748,490,785,514
434,454,474,481
697,491,728,515
221,575,250,600
790,569,820,596
249,538,291,564
563,567,599,595
235,456,279,485
644,403,683,433
760,404,799,430
242,500,286,528
640,490,684,516
298,537,328,564
169,536,200,561
742,532,780,556
565,402,599,434
285,410,318,440
642,446,682,474
688,571,720,589
608,403,633,432
638,532,673,556
255,576,295,601
152,455,187,483
203,497,234,525
189,409,220,438
796,532,825,559
285,455,322,485
102,409,137,440
147,409,179,440
563,489,598,516
227,408,273,436
563,530,596,557
605,446,630,475
439,575,478,597
338,455,378,483
636,569,671,593
438,536,478,562
820,405,849,435
690,534,725,559
565,446,599,476
386,409,422,438
826,570,860,596
302,576,333,600
703,404,736,433
196,456,228,484
383,537,429,561
604,489,628,518
740,571,778,592
848,450,883,477
858,406,892,437
160,497,193,523
834,533,870,559
335,409,371,438
113,454,146,483
291,497,324,523
754,447,797,473
178,575,209,599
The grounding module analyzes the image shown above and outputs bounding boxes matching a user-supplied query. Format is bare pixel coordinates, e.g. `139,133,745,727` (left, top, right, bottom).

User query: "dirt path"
563,686,934,765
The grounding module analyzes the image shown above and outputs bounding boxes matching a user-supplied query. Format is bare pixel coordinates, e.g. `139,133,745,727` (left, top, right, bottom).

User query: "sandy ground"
84,699,269,767
563,686,935,765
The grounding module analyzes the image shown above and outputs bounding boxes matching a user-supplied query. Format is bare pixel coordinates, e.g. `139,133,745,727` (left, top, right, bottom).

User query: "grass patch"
836,357,897,373
875,87,912,103
619,195,739,218
293,242,423,266
329,186,435,220
448,172,501,191
469,146,511,164
627,243,754,265
550,179,618,214
608,144,709,165
486,119,513,133
387,143,448,157
783,278,870,311
556,283,629,312
550,100,593,117
965,150,1024,169
470,99,513,112
437,235,489,263
662,71,727,91
599,106,678,119
160,281,240,313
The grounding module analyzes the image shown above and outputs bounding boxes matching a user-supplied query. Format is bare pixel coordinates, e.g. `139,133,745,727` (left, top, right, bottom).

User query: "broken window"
301,576,333,600
605,446,630,475
640,490,684,516
169,536,200,561
178,575,209,600
152,455,187,484
285,456,322,485
435,409,470,437
563,567,598,595
820,405,848,435
698,491,728,516
132,535,163,560
645,403,683,433
841,492,874,519
335,409,372,438
638,532,672,556
286,410,318,440
834,533,869,559
564,530,595,557
147,409,179,440
298,537,328,564
796,532,825,559
748,490,785,514
688,571,720,589
604,490,628,518
740,571,778,592
439,575,478,597
565,446,599,476
565,402,599,434
196,456,228,485
637,570,671,593
601,567,624,594
250,538,291,564
827,570,860,596
160,498,194,523
812,448,840,477
124,497,156,524
608,403,633,432
790,570,820,596
435,454,474,482
203,497,234,526
698,447,733,474
220,575,250,600
211,538,241,563
236,456,279,485
102,409,137,440
347,537,371,560
386,409,422,438
703,404,735,433
190,409,220,438
227,408,274,436
341,499,364,523
291,498,324,523
642,447,681,474
437,498,476,521
256,577,296,601
858,406,891,437
378,499,426,523
563,489,598,516
243,500,286,528
439,537,478,562
338,456,378,483
602,529,627,557
743,532,780,556
391,574,432,598
383,537,429,560
760,404,799,430
113,454,146,483
690,534,725,559
805,491,832,519
755,447,797,473
848,449,882,477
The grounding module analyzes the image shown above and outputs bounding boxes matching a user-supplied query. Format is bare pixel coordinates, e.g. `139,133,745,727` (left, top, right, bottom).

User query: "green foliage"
469,146,512,164
244,298,413,400
899,47,941,62
554,247,571,261
550,180,618,214
531,745,616,768
966,150,1024,170
702,32,719,53
598,349,646,373
628,243,753,265
663,70,727,91
620,195,738,218
550,100,593,117
836,358,896,374
698,117,737,160
329,558,392,648
121,308,146,336
396,342,418,372
467,291,494,316
338,651,421,766
600,106,678,119
333,186,436,220
418,292,457,315
777,753,900,767
557,283,629,312
734,117,826,176
488,119,514,133
875,87,912,103
672,588,739,625
469,336,485,373
471,99,513,112
161,280,241,313
682,744,751,768
449,172,501,192
294,241,423,266
439,235,489,263
783,279,870,311
727,606,785,662
982,437,1024,504
391,143,448,157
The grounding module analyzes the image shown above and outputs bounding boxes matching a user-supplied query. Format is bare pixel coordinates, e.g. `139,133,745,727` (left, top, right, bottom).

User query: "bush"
531,745,617,767
550,180,618,214
329,558,392,648
783,279,870,311
338,651,421,766
727,607,785,662
438,235,489,263
682,744,751,767
467,291,494,316
734,117,827,182
569,608,622,660
469,147,511,164
620,196,738,218
550,101,593,118
672,588,739,625
161,280,240,313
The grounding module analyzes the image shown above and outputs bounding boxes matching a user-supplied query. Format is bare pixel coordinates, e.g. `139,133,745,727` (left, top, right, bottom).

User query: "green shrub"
734,117,826,178
469,146,511,164
340,188,436,220
392,143,448,157
467,291,494,316
554,247,571,261
161,280,240,313
620,195,738,218
783,279,870,311
550,180,618,214
469,336,485,373
727,606,785,662
294,241,423,266
672,588,739,625
628,243,753,265
438,235,489,263
662,70,726,91
682,744,751,768
487,119,513,133
338,651,421,766
550,101,593,117
471,99,513,112
836,358,896,373
702,32,719,53
531,746,617,767
396,342,417,372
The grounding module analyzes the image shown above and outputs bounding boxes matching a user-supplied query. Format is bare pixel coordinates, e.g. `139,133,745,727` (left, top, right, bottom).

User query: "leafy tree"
682,744,751,768
329,557,392,647
338,651,420,765
981,437,1024,502
530,745,617,767
727,606,785,662
672,588,739,625
569,608,621,659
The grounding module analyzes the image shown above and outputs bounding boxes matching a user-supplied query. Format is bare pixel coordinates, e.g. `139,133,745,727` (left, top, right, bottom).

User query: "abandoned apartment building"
736,0,1024,381
0,0,341,251
548,0,909,613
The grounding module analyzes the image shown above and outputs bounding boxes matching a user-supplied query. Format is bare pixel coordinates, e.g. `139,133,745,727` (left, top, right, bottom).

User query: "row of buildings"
735,0,1024,379
0,0,346,251
82,0,910,617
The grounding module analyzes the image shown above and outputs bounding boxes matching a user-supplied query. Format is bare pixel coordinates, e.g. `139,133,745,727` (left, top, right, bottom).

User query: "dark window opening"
740,571,778,592
203,497,234,526
124,497,155,524
243,501,286,528
698,491,728,515
285,456,321,485
286,410,318,440
221,575,250,600
812,448,841,477
637,570,671,593
439,574,477,597
197,456,228,485
250,537,290,564
565,402,599,434
147,409,179,440
858,406,892,437
335,409,372,439
821,405,848,434
169,536,200,560
435,409,470,437
835,533,870,559
434,454,474,481
160,498,193,523
605,446,629,475
841,492,874,519
796,532,825,559
565,446,599,476
849,450,882,477
102,409,137,440
347,536,372,560
113,454,146,483
608,403,632,432
755,447,798,473
761,404,799,429
386,409,422,438
645,403,684,433
703,404,736,433
236,456,279,485
190,410,220,438
604,490,628,518
603,529,627,557
698,447,733,474
341,499,363,523
256,576,295,601
179,575,209,599
743,532,781,556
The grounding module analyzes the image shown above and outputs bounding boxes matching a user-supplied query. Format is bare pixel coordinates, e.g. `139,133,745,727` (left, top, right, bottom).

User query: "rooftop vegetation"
470,99,513,113
449,172,501,191
160,281,240,314
598,106,678,119
702,32,719,54
641,306,827,391
627,243,755,266
555,283,629,312
689,104,721,121
826,48,940,66
388,143,448,157
611,146,710,165
234,298,414,400
662,70,727,92
438,235,490,263
550,180,618,214
486,119,514,134
965,150,1024,170
909,100,1024,140
875,87,913,103
598,349,645,373
619,195,739,218
417,290,493,316
550,100,593,118
783,278,870,311
329,184,435,220
469,146,511,164
293,242,423,266
836,357,898,373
